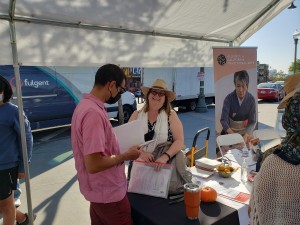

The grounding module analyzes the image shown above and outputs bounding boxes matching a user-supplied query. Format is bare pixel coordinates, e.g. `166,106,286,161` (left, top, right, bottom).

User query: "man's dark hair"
0,75,13,103
94,64,126,87
234,70,249,87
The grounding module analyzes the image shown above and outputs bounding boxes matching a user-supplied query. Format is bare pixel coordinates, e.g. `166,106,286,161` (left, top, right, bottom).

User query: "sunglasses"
150,89,166,97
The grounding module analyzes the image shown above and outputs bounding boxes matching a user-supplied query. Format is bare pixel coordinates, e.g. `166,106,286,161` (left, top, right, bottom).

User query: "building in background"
257,63,269,83
121,67,142,94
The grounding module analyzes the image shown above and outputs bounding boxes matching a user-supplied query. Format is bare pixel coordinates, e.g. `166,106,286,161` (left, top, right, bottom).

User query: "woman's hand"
226,128,235,134
154,154,170,171
155,154,169,164
244,133,254,144
138,151,155,162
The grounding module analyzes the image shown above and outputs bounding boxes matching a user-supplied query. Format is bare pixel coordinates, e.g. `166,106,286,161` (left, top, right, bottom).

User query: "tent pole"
8,0,34,224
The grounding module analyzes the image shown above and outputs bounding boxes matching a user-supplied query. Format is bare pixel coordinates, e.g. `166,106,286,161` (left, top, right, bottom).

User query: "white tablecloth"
191,149,255,225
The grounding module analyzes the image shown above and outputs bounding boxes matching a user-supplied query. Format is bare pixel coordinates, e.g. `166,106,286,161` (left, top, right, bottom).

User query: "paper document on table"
225,149,256,167
113,120,145,153
217,187,250,204
195,158,222,170
128,161,173,199
190,166,214,178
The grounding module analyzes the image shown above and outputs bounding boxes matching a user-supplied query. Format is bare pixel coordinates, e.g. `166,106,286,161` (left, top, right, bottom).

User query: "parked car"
134,88,142,97
276,108,286,138
275,80,284,86
257,82,285,101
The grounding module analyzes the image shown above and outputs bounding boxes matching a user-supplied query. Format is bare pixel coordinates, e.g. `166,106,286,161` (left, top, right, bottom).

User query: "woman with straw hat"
249,73,300,225
128,79,184,164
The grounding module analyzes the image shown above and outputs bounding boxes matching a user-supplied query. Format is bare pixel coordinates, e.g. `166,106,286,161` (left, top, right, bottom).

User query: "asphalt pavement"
1,100,281,225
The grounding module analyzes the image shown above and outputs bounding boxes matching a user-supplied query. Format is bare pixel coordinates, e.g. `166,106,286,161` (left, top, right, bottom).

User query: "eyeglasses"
150,89,166,97
118,86,126,95
116,83,126,95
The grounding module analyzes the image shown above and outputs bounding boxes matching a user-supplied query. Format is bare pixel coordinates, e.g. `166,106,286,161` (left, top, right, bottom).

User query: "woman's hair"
234,70,249,87
143,88,172,115
0,75,13,103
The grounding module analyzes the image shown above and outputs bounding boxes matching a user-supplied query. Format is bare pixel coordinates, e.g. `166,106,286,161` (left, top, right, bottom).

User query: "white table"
191,149,256,225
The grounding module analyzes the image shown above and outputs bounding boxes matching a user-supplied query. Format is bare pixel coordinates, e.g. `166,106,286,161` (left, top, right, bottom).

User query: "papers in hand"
128,161,173,199
195,158,222,170
139,140,155,148
113,120,145,153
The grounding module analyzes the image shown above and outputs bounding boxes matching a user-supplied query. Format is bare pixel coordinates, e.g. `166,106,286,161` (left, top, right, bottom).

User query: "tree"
288,58,300,74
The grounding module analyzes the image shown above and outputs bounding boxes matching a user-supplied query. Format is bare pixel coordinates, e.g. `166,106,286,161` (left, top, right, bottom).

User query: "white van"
44,66,137,122
0,65,137,131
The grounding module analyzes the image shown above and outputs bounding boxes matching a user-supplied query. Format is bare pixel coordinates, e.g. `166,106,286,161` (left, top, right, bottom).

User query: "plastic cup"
184,183,200,220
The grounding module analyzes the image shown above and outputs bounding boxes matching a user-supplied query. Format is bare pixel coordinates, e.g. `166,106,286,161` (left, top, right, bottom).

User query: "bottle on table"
241,158,248,183
241,147,249,183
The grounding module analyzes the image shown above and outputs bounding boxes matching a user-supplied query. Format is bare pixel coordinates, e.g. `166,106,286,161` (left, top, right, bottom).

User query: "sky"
242,0,300,74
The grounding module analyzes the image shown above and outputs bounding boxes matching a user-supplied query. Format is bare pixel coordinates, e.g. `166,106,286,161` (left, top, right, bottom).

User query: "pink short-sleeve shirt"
71,94,126,203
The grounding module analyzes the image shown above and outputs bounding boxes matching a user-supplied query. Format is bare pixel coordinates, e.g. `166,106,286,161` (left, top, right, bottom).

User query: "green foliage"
268,70,288,83
288,58,300,73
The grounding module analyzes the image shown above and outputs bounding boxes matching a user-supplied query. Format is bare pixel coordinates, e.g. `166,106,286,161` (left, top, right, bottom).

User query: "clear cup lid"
184,183,200,192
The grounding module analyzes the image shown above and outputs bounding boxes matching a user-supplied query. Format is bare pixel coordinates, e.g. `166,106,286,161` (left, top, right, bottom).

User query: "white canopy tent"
0,0,292,224
0,0,292,67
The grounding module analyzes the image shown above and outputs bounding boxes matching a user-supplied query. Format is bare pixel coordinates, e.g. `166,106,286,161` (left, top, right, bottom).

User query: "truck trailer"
142,67,215,110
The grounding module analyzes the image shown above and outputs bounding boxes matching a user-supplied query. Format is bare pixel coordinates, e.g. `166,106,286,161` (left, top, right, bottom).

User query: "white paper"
190,166,214,178
138,140,155,148
128,161,173,199
260,139,281,152
195,158,222,169
225,149,257,169
113,120,145,153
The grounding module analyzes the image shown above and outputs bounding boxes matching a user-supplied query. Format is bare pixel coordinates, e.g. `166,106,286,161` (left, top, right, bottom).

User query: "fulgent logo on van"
24,79,50,88
10,77,51,89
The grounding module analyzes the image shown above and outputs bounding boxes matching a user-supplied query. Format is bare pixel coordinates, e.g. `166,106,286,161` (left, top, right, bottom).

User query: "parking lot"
6,100,281,225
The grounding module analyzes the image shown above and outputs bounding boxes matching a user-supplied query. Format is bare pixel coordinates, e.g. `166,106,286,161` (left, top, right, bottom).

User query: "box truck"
142,67,215,110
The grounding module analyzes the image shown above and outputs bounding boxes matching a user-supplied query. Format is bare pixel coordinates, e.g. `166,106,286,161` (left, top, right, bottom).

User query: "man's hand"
85,146,141,174
18,172,25,179
123,145,142,161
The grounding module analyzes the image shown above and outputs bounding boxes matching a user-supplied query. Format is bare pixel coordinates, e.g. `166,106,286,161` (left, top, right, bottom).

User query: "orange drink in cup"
184,183,200,220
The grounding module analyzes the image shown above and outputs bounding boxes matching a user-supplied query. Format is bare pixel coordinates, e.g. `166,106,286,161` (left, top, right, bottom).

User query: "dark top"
148,120,173,142
220,90,256,134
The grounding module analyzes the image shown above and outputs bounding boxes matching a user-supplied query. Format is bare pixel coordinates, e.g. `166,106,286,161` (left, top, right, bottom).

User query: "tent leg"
8,0,34,224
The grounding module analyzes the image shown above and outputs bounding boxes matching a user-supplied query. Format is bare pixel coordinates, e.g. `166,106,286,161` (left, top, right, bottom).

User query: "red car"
257,82,285,101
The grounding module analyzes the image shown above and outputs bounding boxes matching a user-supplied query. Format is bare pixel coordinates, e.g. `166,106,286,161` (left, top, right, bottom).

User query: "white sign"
197,71,205,81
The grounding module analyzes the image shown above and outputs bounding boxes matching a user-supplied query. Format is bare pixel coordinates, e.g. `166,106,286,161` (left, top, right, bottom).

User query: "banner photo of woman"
213,47,258,148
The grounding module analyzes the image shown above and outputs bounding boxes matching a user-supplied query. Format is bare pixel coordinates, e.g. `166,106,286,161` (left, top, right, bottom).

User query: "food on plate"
216,164,236,178
217,165,225,171
200,186,217,202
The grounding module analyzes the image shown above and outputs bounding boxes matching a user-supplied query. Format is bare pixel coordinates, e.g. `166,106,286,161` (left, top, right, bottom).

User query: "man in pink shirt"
71,64,141,225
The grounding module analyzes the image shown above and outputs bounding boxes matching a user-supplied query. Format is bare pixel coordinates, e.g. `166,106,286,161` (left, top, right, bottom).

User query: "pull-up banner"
213,47,258,140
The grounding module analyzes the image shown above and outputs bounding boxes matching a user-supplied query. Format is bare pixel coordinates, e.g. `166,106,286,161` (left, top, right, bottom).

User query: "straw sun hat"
141,79,175,102
278,72,300,109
